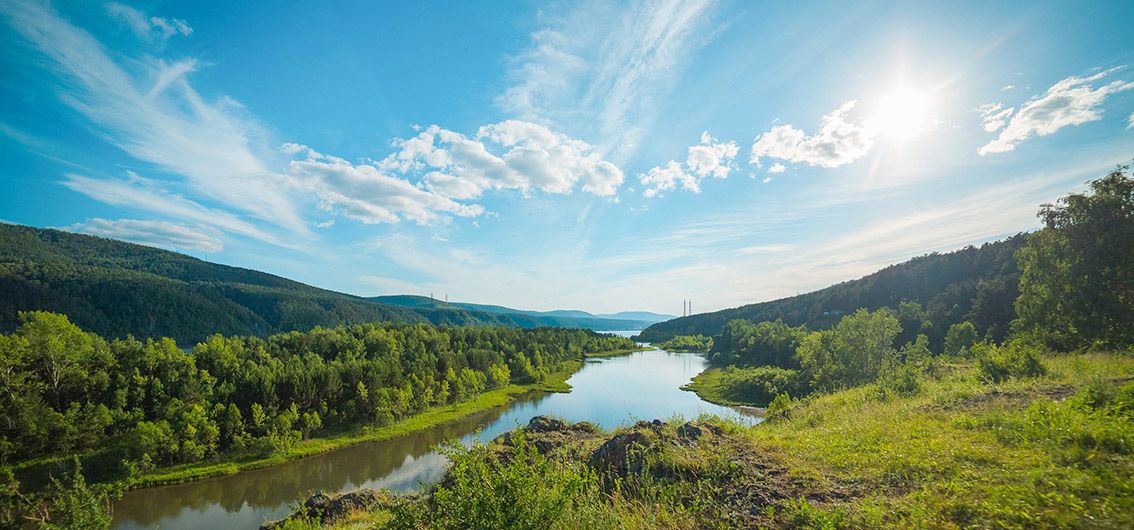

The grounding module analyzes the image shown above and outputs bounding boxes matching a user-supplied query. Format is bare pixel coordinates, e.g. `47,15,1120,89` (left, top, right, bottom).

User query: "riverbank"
583,345,650,358
680,367,758,407
124,359,587,490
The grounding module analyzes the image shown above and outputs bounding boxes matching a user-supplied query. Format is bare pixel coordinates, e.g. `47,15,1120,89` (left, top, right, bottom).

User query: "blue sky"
2,0,1133,315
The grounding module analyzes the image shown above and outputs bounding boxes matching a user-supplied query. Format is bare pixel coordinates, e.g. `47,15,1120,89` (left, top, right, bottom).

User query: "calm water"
111,348,754,529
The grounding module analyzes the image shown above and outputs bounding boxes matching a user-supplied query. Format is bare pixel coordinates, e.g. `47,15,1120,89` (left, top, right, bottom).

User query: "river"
111,346,756,529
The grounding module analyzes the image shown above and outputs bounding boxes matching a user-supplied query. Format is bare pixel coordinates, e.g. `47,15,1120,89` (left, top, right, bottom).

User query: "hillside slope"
637,235,1027,344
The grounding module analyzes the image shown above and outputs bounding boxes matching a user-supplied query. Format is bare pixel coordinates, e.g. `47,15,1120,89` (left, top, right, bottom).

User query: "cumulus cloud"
105,2,192,44
378,120,624,200
67,218,222,253
750,101,875,169
976,103,1014,132
768,163,786,174
639,132,737,197
979,69,1134,155
284,145,484,225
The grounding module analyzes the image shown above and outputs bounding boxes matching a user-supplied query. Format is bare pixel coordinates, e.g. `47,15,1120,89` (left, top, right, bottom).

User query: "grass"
680,367,751,407
747,352,1134,528
124,357,596,489
584,346,650,359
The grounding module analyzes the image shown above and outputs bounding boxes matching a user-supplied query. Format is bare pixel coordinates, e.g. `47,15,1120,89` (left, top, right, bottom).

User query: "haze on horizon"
2,0,1132,315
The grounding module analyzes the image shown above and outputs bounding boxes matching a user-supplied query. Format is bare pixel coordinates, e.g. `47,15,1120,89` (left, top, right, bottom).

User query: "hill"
636,235,1027,345
370,295,658,330
0,224,652,345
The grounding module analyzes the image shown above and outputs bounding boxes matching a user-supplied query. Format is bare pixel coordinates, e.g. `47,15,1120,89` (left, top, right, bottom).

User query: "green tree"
35,461,112,530
944,321,979,357
798,309,902,391
1014,165,1134,350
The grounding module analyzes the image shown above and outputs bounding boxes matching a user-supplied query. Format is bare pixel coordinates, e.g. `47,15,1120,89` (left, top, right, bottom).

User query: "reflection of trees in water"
113,393,549,527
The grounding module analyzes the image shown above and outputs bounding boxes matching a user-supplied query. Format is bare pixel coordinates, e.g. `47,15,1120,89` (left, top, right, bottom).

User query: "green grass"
124,356,601,489
584,346,650,359
681,367,751,407
749,353,1134,528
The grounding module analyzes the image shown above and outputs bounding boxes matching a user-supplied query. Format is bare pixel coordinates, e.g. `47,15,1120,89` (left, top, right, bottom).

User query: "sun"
871,85,933,141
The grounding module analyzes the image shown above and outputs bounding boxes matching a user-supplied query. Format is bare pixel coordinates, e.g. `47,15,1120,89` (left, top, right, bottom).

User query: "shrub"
718,366,804,405
973,341,1047,383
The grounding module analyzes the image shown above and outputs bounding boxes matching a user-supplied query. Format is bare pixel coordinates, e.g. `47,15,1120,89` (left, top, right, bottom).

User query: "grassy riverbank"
127,359,587,489
583,346,650,358
679,367,754,407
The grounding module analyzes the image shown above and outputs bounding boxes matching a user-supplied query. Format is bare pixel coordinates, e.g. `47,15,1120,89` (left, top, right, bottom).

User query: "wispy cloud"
639,131,737,197
497,0,718,159
61,173,296,248
979,68,1134,155
66,217,222,253
2,0,308,235
751,101,876,169
976,103,1014,132
104,2,192,45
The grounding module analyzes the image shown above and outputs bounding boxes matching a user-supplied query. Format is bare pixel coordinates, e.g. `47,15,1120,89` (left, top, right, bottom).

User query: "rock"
676,422,704,440
260,489,389,529
526,416,570,433
588,431,651,477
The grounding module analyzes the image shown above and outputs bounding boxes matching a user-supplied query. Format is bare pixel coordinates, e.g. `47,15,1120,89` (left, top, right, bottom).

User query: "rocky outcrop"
260,488,398,529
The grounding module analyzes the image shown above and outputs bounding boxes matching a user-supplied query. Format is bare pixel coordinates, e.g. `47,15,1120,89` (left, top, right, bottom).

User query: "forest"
636,232,1025,347
0,317,634,523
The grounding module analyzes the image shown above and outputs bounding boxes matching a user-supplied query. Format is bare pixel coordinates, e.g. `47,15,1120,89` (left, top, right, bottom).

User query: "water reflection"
112,349,753,529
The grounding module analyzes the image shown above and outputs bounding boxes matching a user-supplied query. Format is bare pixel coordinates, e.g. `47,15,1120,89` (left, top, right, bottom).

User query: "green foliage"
765,393,794,419
716,366,804,405
943,321,978,357
973,340,1047,383
390,433,598,530
878,335,931,397
798,309,902,392
34,461,112,530
1013,165,1134,351
710,319,805,367
657,334,713,352
0,312,634,495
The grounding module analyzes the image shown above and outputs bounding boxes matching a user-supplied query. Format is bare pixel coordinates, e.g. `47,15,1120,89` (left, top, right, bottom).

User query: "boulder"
588,431,651,477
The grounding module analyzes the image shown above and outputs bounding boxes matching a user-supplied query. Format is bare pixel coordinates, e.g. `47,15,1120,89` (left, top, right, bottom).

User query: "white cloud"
1128,111,1134,129
496,0,717,159
284,145,484,225
979,69,1134,155
762,176,773,184
976,103,1014,132
378,120,624,200
639,132,737,197
66,218,222,253
768,163,786,174
751,101,876,169
60,173,295,248
105,2,192,44
2,0,308,234
1001,85,1015,91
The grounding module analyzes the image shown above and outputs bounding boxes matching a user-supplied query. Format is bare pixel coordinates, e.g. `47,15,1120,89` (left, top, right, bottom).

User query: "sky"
2,0,1133,315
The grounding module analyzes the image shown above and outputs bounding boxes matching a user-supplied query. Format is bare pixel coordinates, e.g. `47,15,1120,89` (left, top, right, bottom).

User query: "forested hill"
637,234,1028,345
0,223,646,345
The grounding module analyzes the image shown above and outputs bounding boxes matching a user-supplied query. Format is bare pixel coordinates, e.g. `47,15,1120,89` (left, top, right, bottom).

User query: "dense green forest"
636,233,1025,347
0,225,653,345
0,315,633,523
370,295,658,330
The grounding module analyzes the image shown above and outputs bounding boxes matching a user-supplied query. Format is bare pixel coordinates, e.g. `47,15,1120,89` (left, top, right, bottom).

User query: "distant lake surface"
111,348,756,529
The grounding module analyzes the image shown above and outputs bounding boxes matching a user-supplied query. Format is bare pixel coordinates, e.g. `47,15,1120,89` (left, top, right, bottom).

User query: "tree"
943,321,979,357
798,309,902,391
35,461,112,530
1013,165,1134,350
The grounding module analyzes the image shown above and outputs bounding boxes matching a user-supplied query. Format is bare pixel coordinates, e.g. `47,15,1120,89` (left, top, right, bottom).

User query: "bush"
973,341,1047,383
718,367,804,405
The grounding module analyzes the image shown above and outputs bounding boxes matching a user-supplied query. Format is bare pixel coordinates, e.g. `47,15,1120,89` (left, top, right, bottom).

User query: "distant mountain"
636,235,1027,347
597,311,675,323
369,295,659,331
0,224,651,345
